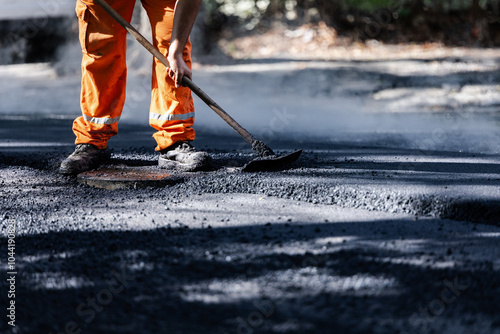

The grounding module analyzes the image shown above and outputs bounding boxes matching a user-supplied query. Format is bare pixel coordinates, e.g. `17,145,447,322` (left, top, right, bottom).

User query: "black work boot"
59,144,111,175
158,141,211,172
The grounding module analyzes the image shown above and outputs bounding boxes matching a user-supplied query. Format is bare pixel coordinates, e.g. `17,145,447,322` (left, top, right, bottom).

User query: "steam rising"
1,4,498,155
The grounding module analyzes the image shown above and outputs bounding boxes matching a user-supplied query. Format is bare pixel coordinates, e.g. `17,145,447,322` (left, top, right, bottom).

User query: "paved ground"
0,47,500,333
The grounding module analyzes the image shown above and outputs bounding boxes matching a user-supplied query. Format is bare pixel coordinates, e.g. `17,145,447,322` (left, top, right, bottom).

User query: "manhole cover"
77,166,185,190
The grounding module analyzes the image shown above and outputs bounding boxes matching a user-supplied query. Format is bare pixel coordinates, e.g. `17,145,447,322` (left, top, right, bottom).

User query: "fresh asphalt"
1,116,499,334
1,53,500,333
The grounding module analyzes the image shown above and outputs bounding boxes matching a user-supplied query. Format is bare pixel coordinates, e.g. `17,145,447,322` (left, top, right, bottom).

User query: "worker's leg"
141,0,196,151
72,0,136,149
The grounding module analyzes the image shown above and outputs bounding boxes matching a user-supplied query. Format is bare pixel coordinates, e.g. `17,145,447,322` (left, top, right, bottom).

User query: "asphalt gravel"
1,117,500,334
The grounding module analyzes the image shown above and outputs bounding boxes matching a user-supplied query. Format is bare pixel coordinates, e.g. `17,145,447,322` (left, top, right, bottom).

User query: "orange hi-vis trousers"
73,0,195,151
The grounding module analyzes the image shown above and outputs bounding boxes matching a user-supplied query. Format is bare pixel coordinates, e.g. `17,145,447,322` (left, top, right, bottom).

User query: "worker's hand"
167,51,191,89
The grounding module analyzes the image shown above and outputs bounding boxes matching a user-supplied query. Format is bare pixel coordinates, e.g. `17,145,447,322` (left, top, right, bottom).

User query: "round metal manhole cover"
77,166,185,190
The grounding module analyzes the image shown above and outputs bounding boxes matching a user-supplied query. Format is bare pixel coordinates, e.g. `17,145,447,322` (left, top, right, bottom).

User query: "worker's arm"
167,0,202,88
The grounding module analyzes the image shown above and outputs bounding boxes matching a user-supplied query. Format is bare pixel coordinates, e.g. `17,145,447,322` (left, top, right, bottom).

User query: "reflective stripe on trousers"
82,114,121,125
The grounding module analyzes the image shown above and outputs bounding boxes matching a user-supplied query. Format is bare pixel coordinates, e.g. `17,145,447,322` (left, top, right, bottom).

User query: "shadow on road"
1,219,498,333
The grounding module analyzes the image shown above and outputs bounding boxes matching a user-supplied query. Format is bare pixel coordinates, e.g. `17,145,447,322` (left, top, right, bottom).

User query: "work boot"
59,144,111,175
158,141,211,172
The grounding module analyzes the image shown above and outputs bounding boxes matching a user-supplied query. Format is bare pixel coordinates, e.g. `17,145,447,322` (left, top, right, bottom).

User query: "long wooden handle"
181,77,255,144
94,0,255,145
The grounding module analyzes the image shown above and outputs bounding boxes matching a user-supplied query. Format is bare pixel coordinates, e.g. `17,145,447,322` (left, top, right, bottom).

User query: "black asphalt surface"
1,116,499,334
